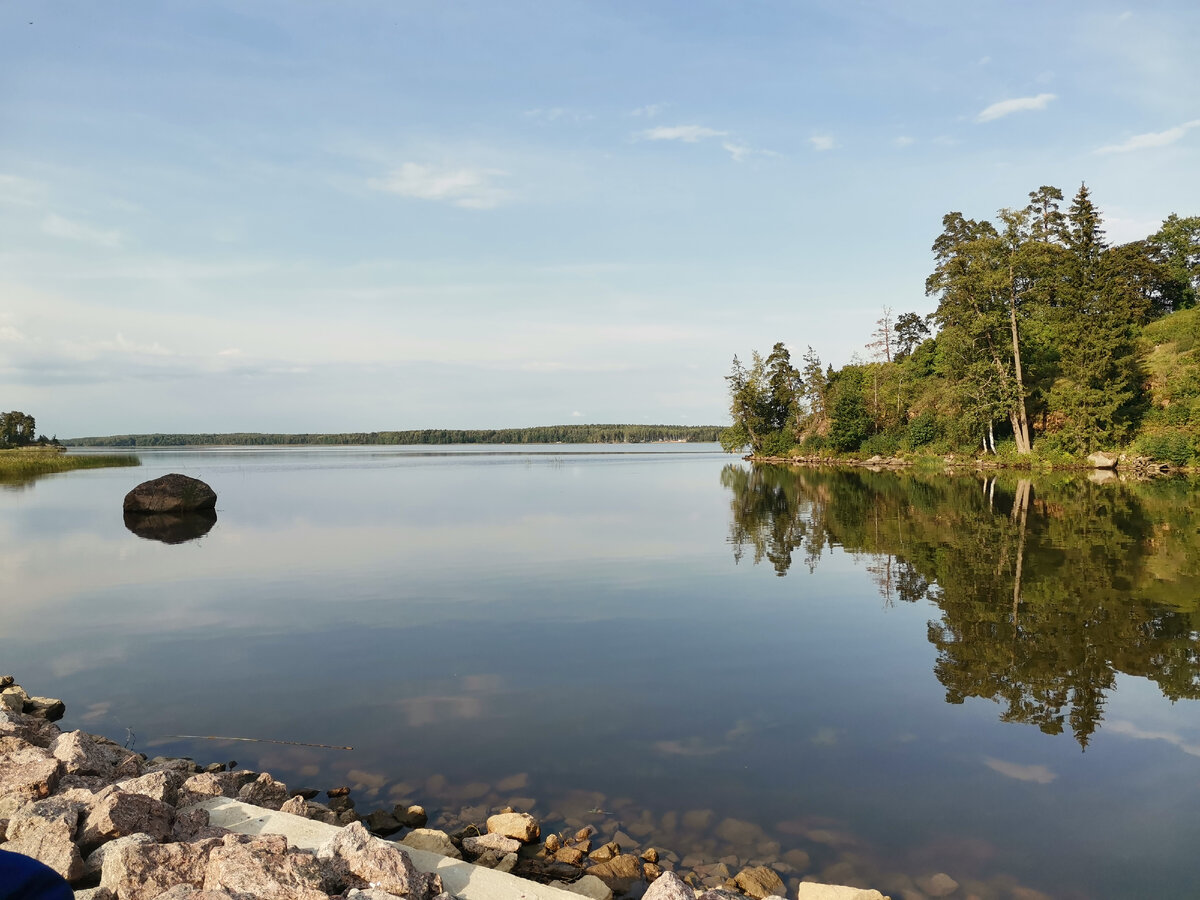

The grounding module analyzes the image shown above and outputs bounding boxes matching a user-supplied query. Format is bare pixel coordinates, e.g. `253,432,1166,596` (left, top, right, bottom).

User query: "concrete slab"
190,797,583,900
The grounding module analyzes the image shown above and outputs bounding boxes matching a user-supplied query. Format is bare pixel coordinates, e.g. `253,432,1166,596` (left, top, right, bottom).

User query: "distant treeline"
65,424,723,447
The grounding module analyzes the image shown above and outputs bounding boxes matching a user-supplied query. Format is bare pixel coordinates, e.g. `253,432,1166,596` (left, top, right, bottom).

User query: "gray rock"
79,790,174,851
463,831,521,855
3,816,86,882
644,870,695,900
0,739,61,817
99,837,221,900
25,696,67,721
117,770,183,807
552,874,614,900
364,808,403,835
1087,451,1118,469
123,474,217,514
201,832,328,899
236,772,289,810
0,708,62,749
51,731,116,777
279,794,308,817
85,832,158,876
319,821,443,899
402,827,463,859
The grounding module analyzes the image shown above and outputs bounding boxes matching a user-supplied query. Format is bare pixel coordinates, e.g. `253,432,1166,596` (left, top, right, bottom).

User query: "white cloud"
723,142,752,162
976,93,1057,123
368,163,512,209
1096,119,1200,154
631,103,666,118
41,213,122,248
983,757,1056,784
893,136,915,148
0,325,28,343
639,125,727,143
1108,720,1200,757
809,134,835,151
571,410,582,417
217,348,243,357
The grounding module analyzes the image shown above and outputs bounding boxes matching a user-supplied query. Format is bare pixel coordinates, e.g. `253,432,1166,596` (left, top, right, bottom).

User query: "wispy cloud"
809,134,835,151
369,163,512,209
639,125,727,143
983,757,1056,784
41,213,122,248
631,103,666,118
1096,119,1200,154
0,173,43,206
1109,720,1200,757
893,136,915,148
976,93,1057,123
723,141,753,162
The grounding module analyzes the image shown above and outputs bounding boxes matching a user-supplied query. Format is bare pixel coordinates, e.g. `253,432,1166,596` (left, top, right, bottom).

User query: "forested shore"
66,424,722,448
723,184,1200,466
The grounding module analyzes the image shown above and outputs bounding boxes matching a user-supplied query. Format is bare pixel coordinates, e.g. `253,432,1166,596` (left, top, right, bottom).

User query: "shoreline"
743,452,1183,475
1,676,1075,899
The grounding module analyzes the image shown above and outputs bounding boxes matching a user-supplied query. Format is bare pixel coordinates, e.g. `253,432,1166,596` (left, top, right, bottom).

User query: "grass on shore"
0,448,140,481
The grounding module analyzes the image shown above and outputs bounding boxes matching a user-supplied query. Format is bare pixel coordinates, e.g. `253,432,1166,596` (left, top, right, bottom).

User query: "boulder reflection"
722,464,1200,746
124,509,217,544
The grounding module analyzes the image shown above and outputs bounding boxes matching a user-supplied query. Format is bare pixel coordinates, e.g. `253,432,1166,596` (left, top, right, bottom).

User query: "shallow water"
3,447,1199,898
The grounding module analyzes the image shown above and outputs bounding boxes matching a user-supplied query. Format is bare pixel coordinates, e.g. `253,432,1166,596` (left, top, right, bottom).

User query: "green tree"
1149,213,1200,310
827,367,872,451
893,312,931,360
721,345,803,454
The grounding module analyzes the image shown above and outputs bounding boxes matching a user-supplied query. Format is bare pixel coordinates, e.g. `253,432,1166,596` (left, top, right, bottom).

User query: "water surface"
3,447,1199,899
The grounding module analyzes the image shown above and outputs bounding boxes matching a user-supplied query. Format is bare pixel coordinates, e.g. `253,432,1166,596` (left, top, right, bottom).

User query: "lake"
3,446,1199,899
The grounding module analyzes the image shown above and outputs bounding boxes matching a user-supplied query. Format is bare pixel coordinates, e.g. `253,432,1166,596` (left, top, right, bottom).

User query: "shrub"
1136,431,1194,467
906,411,938,448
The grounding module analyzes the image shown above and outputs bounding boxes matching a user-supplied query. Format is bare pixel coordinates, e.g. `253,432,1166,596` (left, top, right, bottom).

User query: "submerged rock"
123,474,217,515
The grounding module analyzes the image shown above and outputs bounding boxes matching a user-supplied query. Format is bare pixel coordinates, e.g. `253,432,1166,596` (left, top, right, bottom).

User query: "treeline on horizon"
723,183,1200,464
65,423,723,447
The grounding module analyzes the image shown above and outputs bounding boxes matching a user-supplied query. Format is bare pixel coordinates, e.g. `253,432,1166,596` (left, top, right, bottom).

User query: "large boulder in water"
123,474,217,514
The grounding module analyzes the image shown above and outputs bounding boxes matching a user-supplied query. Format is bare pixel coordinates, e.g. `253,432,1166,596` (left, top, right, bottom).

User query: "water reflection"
723,464,1200,746
123,509,217,544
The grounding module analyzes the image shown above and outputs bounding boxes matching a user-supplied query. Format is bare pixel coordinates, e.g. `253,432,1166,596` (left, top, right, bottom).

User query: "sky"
1,1,1198,436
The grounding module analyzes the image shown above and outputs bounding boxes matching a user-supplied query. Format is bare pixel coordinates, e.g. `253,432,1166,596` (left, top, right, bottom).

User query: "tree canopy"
722,184,1200,461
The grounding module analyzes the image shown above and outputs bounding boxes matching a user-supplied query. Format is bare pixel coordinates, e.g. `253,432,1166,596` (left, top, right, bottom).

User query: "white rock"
794,885,886,900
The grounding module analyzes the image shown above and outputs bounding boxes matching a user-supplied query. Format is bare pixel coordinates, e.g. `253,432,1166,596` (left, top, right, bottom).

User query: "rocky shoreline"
3,675,1062,899
1,675,899,900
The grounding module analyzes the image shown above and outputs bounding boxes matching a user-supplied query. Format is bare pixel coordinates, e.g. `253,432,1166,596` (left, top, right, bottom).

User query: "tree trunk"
1009,270,1033,453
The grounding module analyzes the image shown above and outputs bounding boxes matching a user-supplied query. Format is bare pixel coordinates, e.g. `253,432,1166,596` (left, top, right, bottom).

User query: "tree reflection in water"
722,464,1200,747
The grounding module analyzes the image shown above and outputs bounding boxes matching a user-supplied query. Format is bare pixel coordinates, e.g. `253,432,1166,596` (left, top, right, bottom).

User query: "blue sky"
2,1,1198,435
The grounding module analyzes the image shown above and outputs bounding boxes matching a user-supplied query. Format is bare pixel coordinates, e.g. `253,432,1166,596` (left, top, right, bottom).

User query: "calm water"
4,447,1200,899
